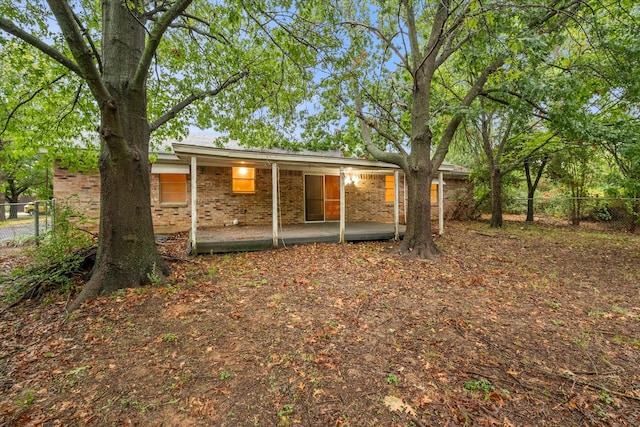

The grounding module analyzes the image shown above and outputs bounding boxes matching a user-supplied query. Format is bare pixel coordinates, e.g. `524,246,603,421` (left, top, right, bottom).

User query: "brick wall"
442,177,474,220
193,167,332,227
149,174,192,233
53,164,101,228
278,170,305,224
194,168,402,226
344,173,404,223
54,165,194,233
54,163,472,231
196,166,276,226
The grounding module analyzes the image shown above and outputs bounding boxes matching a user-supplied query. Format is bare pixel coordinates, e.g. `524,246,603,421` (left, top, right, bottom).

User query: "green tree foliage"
543,0,640,227
446,0,639,228
460,99,560,228
0,0,327,309
304,0,584,257
547,142,609,225
0,39,98,171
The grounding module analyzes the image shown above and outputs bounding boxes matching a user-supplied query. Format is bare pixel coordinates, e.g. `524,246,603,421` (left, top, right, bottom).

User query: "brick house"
54,134,473,250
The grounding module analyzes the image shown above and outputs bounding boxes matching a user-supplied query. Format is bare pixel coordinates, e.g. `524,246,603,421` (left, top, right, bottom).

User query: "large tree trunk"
70,137,166,310
398,154,440,259
69,0,166,311
490,167,503,228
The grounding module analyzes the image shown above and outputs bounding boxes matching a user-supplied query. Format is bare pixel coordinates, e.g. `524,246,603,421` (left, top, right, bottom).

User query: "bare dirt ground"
1,219,639,426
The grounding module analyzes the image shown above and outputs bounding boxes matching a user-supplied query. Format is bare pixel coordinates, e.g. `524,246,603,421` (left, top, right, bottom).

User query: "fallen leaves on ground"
1,220,639,426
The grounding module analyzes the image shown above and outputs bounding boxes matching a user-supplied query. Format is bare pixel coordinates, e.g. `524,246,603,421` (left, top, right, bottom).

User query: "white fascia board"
151,163,190,174
172,143,401,170
439,162,471,176
151,151,190,174
171,143,470,176
154,151,182,162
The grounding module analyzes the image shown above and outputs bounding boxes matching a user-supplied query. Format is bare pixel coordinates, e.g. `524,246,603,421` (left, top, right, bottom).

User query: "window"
232,167,255,194
385,175,395,203
431,183,438,204
159,174,187,204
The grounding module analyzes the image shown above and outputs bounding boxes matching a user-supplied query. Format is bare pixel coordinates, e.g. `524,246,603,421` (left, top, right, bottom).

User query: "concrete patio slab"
191,222,406,254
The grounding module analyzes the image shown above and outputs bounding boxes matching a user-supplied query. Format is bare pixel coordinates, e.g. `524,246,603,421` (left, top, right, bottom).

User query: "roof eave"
172,144,401,170
169,143,470,176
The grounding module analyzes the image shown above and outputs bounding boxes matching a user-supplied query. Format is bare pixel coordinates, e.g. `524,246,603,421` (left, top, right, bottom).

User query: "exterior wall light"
344,175,359,185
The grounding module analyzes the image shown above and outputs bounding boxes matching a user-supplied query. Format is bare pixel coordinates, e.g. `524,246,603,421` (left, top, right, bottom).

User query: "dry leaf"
383,395,417,416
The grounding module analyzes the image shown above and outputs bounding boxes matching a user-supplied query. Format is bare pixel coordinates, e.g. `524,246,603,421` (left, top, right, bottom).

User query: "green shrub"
1,202,95,304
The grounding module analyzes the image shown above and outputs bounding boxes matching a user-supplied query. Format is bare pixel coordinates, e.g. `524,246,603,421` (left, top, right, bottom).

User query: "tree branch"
71,9,102,74
351,78,406,167
240,2,313,76
480,109,495,170
436,30,474,68
414,0,449,75
149,71,247,132
0,74,68,136
435,2,473,67
145,3,169,18
503,133,557,176
147,11,231,45
432,57,505,168
399,0,420,74
56,82,85,132
46,0,110,103
354,108,408,157
531,155,549,189
480,89,551,120
341,20,409,71
166,21,230,45
359,86,411,140
0,17,82,76
244,3,321,58
132,0,193,91
495,119,513,164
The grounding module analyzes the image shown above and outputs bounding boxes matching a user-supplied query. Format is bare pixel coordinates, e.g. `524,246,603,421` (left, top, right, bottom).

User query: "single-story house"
53,134,473,253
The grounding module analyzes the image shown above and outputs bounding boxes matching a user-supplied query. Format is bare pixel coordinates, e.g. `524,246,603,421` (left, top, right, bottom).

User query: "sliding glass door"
304,174,340,222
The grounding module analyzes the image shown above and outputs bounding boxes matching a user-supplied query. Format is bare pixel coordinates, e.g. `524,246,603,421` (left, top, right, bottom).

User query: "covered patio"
159,135,464,255
190,221,406,254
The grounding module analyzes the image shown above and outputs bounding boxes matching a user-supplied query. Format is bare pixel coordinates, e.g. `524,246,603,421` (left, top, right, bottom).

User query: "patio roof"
163,134,469,175
172,140,398,173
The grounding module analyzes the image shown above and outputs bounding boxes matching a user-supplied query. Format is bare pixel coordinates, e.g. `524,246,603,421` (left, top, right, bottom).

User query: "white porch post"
272,163,278,248
403,173,407,224
393,170,399,240
190,156,198,254
339,167,345,243
438,171,444,235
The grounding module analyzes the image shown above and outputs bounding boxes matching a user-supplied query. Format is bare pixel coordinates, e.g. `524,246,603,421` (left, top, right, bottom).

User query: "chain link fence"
0,200,55,245
506,197,640,232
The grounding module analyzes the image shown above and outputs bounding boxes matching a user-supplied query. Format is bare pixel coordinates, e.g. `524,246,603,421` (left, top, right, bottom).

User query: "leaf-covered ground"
1,220,639,426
